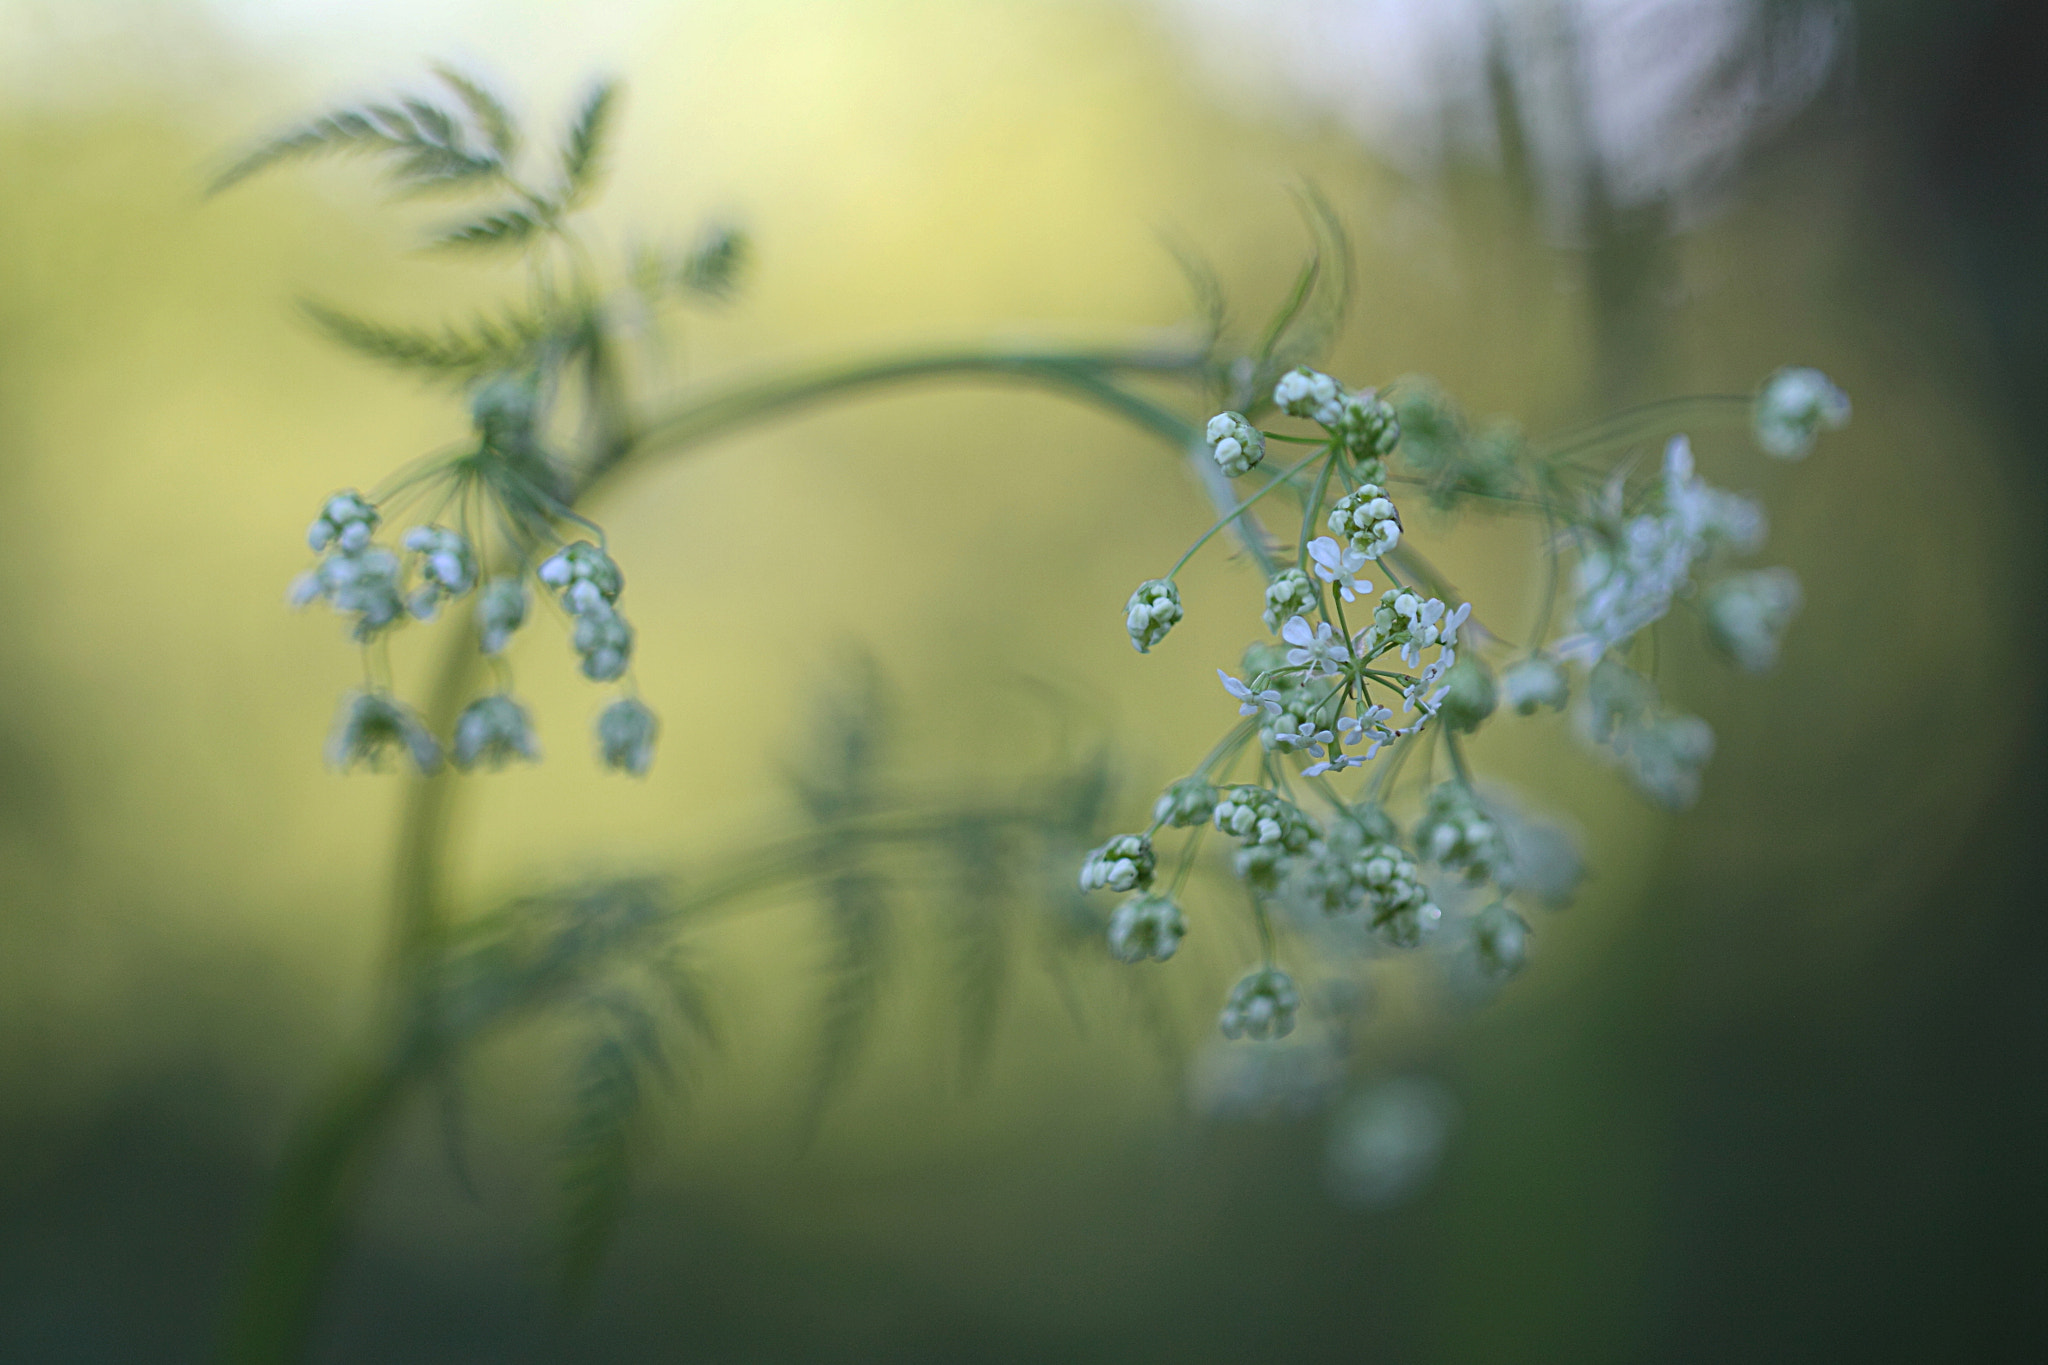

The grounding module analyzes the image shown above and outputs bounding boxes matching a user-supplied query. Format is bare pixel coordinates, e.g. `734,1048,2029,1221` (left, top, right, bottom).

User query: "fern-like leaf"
434,65,521,161
557,1033,641,1306
300,299,553,379
559,79,621,204
945,818,1014,1084
209,112,406,194
432,207,546,251
800,868,891,1136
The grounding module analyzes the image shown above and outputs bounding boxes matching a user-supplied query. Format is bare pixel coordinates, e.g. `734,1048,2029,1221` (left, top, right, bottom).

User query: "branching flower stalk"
220,63,1851,1364
1078,359,1849,1042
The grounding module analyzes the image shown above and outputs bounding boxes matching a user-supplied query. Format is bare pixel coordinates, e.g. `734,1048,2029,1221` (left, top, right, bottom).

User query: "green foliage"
299,299,557,381
431,206,546,252
559,80,621,206
210,78,510,197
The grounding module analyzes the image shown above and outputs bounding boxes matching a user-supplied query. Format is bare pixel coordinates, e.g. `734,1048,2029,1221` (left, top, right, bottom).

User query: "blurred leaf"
557,1033,641,1306
560,79,620,204
434,64,520,161
944,817,1015,1083
211,91,501,197
432,206,547,252
300,299,555,379
800,868,892,1136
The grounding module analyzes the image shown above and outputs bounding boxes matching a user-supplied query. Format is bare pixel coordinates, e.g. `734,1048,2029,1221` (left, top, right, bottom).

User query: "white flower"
1274,366,1342,424
1703,568,1802,673
1263,568,1319,633
452,694,542,771
1754,367,1850,459
1219,967,1301,1041
1205,410,1266,477
1305,537,1371,603
1080,833,1156,893
1327,486,1402,559
1219,669,1283,717
1281,615,1350,676
596,697,660,776
1108,893,1188,963
1125,578,1183,653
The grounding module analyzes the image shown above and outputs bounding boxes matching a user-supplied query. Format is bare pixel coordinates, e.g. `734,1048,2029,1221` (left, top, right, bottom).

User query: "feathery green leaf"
557,1033,641,1306
801,868,891,1135
560,79,621,203
432,206,546,251
300,299,555,379
434,64,521,161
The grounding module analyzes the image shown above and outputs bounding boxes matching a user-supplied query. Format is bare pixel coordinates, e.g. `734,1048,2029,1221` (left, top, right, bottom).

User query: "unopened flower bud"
596,697,660,776
1262,568,1318,634
1080,833,1156,893
1500,655,1569,714
327,690,441,775
1472,902,1529,978
1327,486,1402,560
1205,411,1266,477
1703,568,1802,674
1438,658,1497,734
477,577,528,655
1124,578,1182,653
1274,366,1342,425
1154,776,1219,828
451,694,541,771
1108,893,1187,963
1219,967,1300,1040
1754,367,1850,460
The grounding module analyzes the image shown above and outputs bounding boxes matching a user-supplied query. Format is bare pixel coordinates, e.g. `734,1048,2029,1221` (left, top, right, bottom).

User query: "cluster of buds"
1219,968,1301,1040
402,525,477,620
1124,578,1182,653
1205,411,1266,477
1327,486,1402,560
1079,833,1157,894
539,541,634,681
1414,783,1508,884
452,694,542,771
1754,367,1851,460
1108,893,1188,963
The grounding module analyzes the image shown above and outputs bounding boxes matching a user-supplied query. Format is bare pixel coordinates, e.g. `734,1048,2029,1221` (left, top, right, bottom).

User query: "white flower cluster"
539,541,634,681
327,690,441,774
1568,437,1763,660
1704,568,1802,674
1274,366,1343,424
291,543,405,640
1578,659,1715,810
596,697,660,776
307,490,380,553
1124,578,1183,654
1414,782,1508,885
1755,367,1851,460
1205,410,1266,477
401,525,477,620
1327,486,1402,560
1079,833,1157,894
1214,784,1321,890
451,694,541,771
1108,893,1188,963
1219,967,1301,1040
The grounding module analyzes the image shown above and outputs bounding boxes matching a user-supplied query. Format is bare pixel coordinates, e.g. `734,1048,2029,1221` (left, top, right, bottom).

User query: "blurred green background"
1,0,2043,1360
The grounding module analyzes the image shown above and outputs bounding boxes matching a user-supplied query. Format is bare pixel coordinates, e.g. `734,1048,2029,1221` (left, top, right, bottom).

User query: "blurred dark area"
2,1,2046,1361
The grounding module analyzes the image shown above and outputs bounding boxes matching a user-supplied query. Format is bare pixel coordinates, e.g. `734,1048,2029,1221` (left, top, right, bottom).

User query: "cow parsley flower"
538,540,624,609
401,525,477,620
1263,568,1319,633
1108,893,1188,963
1154,776,1219,828
571,607,634,682
595,696,660,776
1274,366,1343,425
477,576,529,655
327,690,441,774
1125,578,1183,653
1754,367,1851,459
292,545,406,641
1219,669,1283,717
1219,968,1301,1040
1305,537,1370,603
1330,389,1399,466
1703,568,1802,673
452,694,541,771
1327,486,1402,560
1281,615,1350,677
1205,411,1266,477
1414,783,1508,884
1080,833,1156,893
307,489,379,554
